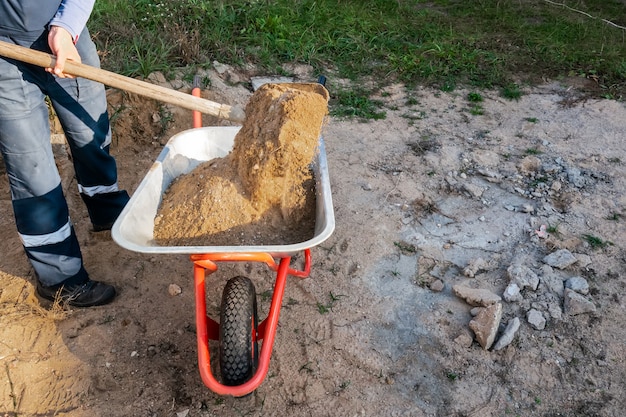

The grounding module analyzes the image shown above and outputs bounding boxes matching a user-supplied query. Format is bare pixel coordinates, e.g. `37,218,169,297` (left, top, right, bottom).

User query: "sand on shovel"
152,83,329,246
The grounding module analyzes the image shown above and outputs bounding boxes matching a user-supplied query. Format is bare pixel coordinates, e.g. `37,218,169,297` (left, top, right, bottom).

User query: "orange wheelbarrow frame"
191,250,311,397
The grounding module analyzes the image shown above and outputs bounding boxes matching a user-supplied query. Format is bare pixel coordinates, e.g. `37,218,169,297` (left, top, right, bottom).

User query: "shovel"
0,40,245,123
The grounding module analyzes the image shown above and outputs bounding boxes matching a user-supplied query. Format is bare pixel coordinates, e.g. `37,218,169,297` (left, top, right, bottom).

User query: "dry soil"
0,67,625,417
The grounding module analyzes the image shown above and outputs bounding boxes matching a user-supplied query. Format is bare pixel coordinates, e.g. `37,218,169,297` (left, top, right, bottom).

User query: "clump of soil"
153,83,328,246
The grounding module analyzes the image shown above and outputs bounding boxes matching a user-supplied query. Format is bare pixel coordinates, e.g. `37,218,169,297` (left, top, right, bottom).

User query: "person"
0,0,129,307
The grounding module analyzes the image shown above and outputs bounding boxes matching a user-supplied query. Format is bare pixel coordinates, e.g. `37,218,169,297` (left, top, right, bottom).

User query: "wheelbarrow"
111,84,334,397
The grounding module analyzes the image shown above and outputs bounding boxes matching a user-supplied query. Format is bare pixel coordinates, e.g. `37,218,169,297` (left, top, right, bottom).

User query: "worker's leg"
44,29,129,230
0,51,88,288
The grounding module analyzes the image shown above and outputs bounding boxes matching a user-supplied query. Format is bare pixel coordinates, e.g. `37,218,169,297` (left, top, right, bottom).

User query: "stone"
469,303,503,350
574,253,592,268
453,285,502,307
518,156,541,175
503,283,523,303
471,150,501,167
212,60,233,75
539,265,565,296
547,302,563,320
463,257,488,278
565,276,590,295
429,279,445,292
493,317,521,351
563,288,596,315
169,79,184,90
462,182,484,199
168,283,182,296
147,71,167,84
566,167,586,188
477,168,502,180
454,331,474,348
250,75,295,91
543,249,577,269
507,265,540,291
527,309,546,330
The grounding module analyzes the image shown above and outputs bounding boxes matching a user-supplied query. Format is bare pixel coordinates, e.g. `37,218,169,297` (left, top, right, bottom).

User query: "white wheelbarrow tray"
111,126,335,257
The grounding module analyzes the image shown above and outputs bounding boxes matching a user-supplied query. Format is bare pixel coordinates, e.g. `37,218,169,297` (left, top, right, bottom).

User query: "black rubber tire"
219,276,259,386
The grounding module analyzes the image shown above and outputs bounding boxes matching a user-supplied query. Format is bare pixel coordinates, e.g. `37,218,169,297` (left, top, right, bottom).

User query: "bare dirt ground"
1,65,625,417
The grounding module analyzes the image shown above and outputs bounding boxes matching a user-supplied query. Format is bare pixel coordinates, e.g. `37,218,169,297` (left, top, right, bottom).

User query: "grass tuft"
582,233,613,249
501,83,523,100
467,92,484,102
330,88,386,120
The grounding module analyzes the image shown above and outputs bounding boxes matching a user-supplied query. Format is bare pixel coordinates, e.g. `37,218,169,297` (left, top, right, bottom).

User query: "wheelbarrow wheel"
219,276,258,386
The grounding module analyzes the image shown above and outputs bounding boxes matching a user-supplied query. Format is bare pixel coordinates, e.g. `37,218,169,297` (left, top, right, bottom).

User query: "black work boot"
37,279,116,307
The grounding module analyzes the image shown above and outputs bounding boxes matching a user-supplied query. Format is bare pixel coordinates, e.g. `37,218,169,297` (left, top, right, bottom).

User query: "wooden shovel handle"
0,40,245,123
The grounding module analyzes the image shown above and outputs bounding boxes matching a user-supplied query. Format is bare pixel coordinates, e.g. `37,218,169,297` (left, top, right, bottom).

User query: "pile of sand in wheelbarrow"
153,83,329,246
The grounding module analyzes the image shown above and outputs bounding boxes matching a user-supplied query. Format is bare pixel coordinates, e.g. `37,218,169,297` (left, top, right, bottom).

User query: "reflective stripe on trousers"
0,29,124,286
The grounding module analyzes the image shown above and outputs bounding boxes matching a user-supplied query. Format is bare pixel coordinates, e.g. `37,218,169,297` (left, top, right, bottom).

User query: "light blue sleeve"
48,0,96,41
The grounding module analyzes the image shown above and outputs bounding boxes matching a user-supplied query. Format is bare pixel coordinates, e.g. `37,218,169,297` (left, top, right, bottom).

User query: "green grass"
582,233,613,249
547,224,560,235
394,241,417,253
501,83,523,100
89,0,626,99
446,371,458,381
469,105,485,115
316,291,345,314
467,92,484,102
607,212,622,221
330,88,386,120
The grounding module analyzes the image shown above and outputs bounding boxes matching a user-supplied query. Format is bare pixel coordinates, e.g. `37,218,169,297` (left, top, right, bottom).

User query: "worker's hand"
47,25,81,78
